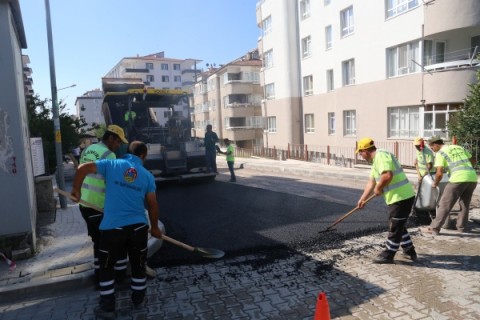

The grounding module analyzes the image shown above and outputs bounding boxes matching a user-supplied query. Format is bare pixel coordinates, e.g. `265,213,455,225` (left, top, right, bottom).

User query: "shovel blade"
194,247,225,259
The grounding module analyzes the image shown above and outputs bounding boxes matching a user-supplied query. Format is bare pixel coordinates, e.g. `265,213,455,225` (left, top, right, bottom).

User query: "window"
161,63,169,70
305,114,315,133
328,112,335,135
146,75,154,82
387,41,420,77
300,0,310,20
386,0,419,19
146,63,154,70
173,63,181,70
325,25,332,50
423,40,445,66
262,16,272,36
265,83,275,99
174,75,181,82
423,103,461,138
303,75,313,96
326,69,334,91
340,6,354,37
162,75,170,82
267,116,277,133
343,110,356,136
388,106,419,138
264,50,273,68
342,59,355,86
302,36,312,58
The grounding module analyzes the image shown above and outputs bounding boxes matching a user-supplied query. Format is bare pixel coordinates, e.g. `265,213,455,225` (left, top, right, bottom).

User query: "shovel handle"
322,194,376,232
54,188,199,253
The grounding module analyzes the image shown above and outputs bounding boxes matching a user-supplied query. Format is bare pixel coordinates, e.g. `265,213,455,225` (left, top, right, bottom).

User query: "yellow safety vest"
226,145,235,162
124,110,136,122
435,145,477,183
80,142,116,208
416,147,436,176
371,150,415,205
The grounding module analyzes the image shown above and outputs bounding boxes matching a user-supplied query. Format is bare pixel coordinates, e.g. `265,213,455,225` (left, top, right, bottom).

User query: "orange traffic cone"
313,292,331,320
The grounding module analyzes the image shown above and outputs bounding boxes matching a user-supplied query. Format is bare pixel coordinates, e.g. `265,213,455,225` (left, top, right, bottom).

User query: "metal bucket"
414,174,449,211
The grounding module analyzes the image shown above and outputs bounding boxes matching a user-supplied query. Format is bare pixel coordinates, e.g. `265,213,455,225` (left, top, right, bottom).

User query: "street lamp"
45,0,68,208
58,84,76,91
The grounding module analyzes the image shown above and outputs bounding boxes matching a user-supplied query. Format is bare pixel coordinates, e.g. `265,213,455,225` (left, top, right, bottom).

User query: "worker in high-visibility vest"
413,137,436,181
420,136,477,235
356,137,417,264
79,125,128,284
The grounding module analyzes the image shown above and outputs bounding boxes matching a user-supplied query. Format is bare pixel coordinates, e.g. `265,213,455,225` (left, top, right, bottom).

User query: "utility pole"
45,0,66,208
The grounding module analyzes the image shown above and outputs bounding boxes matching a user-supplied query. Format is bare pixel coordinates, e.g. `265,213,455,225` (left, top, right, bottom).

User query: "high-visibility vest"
226,144,235,162
80,142,115,208
416,147,436,176
437,145,477,183
124,110,136,122
372,150,415,205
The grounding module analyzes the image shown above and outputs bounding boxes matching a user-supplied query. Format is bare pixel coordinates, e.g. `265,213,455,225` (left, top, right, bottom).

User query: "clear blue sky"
19,0,260,114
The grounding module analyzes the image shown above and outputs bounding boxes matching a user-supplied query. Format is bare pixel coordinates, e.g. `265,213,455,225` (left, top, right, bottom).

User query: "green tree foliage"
27,94,87,173
448,68,480,143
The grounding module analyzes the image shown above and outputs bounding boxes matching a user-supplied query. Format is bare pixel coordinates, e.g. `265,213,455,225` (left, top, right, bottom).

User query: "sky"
19,0,260,114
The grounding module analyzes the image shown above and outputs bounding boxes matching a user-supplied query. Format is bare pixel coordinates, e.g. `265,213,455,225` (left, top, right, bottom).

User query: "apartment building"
75,89,104,128
192,50,263,149
256,0,480,150
104,51,200,91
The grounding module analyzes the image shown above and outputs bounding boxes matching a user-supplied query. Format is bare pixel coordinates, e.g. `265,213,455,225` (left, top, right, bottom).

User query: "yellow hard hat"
356,137,375,154
413,137,423,146
107,125,128,144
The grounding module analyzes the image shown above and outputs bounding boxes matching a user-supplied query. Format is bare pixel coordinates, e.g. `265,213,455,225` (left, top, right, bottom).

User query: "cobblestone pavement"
0,158,479,319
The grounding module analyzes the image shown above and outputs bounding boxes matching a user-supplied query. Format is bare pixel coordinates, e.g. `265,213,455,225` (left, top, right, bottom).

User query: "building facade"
104,51,200,91
256,0,480,150
75,89,104,128
192,50,263,149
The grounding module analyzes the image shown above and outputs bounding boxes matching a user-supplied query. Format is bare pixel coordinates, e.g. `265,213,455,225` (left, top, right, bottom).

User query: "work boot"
372,250,395,264
402,247,417,261
95,299,115,320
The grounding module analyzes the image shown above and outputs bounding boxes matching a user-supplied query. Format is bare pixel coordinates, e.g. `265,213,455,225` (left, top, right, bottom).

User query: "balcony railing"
424,46,479,72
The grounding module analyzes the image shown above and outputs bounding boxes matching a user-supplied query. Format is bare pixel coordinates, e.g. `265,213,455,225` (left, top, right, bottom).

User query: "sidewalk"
1,157,479,319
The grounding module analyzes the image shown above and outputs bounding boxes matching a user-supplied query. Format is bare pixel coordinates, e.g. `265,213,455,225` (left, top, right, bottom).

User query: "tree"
27,94,88,174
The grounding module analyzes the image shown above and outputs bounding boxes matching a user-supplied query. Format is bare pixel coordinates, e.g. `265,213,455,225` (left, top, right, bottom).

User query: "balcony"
125,68,149,73
424,47,480,72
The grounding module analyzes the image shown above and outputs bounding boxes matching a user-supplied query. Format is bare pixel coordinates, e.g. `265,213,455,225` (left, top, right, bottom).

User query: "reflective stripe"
100,150,113,159
131,284,147,290
100,289,115,295
374,150,408,193
439,149,475,173
81,183,105,193
383,178,409,192
100,279,114,286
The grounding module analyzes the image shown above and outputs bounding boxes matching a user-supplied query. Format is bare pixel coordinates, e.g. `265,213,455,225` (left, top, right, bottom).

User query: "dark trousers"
386,196,415,252
98,223,149,310
431,182,477,231
227,161,236,181
79,206,128,278
205,150,217,173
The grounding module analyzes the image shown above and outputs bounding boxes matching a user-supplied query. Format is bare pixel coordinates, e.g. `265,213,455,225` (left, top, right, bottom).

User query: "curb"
0,265,94,302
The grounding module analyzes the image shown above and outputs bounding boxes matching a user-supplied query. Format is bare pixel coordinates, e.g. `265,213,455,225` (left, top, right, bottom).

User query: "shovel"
319,194,376,233
54,188,225,259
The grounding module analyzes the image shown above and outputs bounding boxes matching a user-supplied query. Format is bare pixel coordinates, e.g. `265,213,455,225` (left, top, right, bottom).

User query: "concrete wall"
0,0,37,249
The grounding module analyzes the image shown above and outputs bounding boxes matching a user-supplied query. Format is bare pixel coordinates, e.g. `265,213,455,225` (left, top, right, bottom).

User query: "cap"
224,138,230,143
413,137,424,146
106,125,128,144
428,135,443,145
355,137,375,154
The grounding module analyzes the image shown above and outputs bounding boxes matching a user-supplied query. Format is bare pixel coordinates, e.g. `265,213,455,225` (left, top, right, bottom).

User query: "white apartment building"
104,51,201,127
256,0,480,150
104,51,200,91
192,50,263,149
75,89,104,128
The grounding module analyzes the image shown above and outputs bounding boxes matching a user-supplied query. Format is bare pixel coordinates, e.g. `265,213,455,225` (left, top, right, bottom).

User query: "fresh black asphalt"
150,180,388,266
